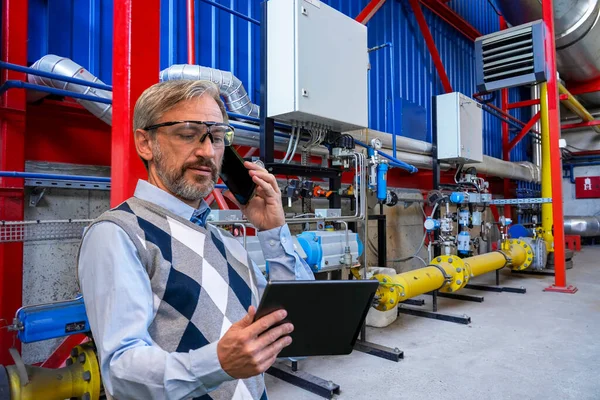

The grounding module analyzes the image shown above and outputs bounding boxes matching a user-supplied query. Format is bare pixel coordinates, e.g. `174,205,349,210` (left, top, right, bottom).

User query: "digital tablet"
254,280,379,357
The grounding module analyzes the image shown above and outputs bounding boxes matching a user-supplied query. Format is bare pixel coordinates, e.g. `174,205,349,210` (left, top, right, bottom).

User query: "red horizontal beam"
561,120,600,130
508,111,540,152
355,0,387,25
507,99,539,109
418,0,481,41
568,150,600,156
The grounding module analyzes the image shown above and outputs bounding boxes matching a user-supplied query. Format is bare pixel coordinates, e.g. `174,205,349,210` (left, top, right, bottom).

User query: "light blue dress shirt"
78,180,314,400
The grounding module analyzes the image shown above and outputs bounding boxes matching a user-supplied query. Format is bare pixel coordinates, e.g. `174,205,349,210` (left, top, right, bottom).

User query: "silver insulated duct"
160,64,259,117
28,54,112,124
564,215,600,237
495,0,600,104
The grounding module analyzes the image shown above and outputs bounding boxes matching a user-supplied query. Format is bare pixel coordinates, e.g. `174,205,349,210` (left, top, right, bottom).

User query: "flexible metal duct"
495,0,600,103
564,215,600,237
160,64,259,117
28,55,112,124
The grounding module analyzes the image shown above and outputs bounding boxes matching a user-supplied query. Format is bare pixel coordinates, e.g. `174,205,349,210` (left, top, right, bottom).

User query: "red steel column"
187,0,196,64
409,0,453,93
541,0,576,293
111,0,161,206
0,0,27,363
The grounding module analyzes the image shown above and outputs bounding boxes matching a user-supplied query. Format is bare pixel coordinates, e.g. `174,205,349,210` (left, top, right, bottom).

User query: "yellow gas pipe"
540,82,554,250
2,343,100,400
374,239,532,311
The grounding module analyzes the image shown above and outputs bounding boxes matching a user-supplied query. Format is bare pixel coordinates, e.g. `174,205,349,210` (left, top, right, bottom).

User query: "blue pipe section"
354,139,418,173
0,61,113,92
0,81,112,104
0,171,227,189
198,0,260,25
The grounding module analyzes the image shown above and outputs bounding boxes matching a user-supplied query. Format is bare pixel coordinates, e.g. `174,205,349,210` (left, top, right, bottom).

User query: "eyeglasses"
143,120,235,148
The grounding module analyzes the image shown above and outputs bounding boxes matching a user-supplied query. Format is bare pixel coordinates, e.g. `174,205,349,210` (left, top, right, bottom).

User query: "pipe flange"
507,239,533,271
430,256,469,293
69,343,101,400
373,274,401,311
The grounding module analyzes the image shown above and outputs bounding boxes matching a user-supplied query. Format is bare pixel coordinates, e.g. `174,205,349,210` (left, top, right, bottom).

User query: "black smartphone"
219,146,257,205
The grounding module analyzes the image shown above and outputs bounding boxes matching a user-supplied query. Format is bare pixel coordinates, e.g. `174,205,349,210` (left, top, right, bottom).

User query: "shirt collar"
133,179,211,223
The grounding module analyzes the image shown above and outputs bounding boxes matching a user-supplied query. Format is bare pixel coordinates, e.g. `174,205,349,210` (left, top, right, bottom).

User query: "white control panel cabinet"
267,0,368,131
436,92,483,163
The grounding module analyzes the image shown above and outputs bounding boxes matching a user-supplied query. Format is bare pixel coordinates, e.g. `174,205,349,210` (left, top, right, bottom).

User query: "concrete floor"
266,246,600,400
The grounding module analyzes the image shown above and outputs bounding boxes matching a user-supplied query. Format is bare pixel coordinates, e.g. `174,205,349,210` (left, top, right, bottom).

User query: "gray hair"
133,80,229,169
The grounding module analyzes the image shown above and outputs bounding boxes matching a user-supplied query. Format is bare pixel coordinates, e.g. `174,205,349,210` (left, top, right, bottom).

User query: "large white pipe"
345,128,433,155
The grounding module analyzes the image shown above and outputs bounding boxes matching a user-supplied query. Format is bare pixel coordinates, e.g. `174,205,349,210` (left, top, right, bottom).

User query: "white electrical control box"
436,92,483,163
267,0,368,131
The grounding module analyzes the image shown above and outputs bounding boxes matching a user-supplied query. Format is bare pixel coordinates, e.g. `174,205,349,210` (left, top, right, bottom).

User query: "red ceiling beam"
561,120,600,130
355,0,387,25
567,77,600,96
418,0,481,42
111,0,160,207
409,0,453,93
0,0,27,364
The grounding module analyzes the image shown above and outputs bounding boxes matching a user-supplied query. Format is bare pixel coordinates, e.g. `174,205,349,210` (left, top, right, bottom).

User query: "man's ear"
135,129,153,164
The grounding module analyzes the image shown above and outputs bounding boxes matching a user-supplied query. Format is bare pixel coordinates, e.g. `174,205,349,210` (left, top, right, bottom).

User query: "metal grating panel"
0,220,92,243
481,27,535,84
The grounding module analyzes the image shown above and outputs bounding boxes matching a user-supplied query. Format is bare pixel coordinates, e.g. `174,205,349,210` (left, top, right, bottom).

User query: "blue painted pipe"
0,171,227,189
354,139,418,173
0,61,113,92
198,0,260,25
0,80,112,104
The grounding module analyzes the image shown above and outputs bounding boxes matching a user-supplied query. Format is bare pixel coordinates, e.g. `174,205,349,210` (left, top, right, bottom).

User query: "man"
78,79,314,400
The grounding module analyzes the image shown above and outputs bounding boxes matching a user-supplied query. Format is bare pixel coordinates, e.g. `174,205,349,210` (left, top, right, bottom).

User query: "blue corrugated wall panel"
26,0,530,161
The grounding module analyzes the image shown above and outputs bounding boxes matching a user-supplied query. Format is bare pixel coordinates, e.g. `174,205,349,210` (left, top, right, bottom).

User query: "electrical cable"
282,125,296,163
486,0,503,18
287,126,301,163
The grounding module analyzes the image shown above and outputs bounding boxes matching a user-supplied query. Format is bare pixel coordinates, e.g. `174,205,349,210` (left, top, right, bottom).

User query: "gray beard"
152,143,217,201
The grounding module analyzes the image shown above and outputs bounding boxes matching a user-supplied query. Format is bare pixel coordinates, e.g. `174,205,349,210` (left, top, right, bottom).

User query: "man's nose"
194,137,216,158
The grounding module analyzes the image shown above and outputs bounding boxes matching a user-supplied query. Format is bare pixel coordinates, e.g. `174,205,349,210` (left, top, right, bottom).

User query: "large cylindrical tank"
496,0,600,102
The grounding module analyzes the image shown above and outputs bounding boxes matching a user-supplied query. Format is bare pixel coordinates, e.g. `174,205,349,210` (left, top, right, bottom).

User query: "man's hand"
217,306,293,379
224,162,285,231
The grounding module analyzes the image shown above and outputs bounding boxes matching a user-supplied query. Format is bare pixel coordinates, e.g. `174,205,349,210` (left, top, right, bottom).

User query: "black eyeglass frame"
142,120,235,145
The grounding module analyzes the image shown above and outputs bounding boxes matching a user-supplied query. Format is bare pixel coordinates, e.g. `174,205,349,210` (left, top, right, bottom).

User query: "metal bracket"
267,361,340,399
489,198,552,205
24,178,111,191
29,187,46,207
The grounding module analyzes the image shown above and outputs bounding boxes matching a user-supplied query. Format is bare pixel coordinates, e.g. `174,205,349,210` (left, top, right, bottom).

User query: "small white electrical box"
436,92,483,163
267,0,368,131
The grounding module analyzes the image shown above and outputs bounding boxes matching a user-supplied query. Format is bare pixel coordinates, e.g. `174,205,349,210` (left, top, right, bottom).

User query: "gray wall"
22,162,110,364
562,165,600,217
562,131,600,217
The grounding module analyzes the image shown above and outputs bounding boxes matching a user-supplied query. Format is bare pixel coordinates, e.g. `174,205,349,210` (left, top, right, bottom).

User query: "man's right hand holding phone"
217,306,294,378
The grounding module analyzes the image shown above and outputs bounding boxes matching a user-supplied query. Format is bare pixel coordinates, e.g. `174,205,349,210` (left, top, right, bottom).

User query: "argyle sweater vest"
87,197,267,400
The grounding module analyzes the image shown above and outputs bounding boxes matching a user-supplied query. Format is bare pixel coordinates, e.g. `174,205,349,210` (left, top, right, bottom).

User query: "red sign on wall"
575,176,600,198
